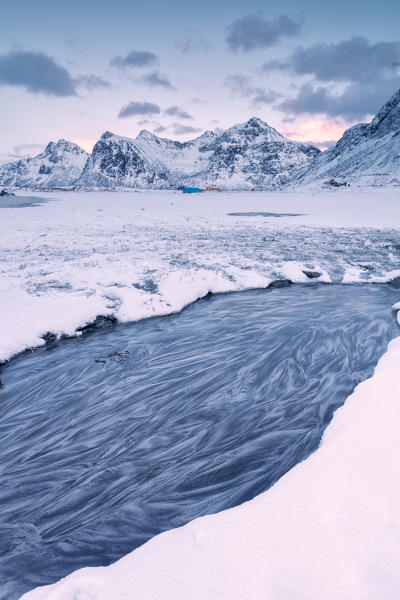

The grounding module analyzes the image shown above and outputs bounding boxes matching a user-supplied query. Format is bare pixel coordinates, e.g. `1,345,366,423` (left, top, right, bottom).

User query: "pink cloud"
282,119,351,149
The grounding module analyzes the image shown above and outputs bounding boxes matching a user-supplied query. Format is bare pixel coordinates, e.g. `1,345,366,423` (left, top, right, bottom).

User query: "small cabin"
182,187,200,193
205,186,222,192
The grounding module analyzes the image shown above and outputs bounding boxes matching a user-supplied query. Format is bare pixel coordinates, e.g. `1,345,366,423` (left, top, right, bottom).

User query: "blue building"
182,187,200,193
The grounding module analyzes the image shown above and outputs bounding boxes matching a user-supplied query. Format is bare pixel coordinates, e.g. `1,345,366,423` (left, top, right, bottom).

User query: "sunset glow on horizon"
73,139,97,154
283,119,352,149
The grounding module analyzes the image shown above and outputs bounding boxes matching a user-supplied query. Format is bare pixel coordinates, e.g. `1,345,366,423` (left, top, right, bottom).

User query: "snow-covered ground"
1,187,400,362
1,187,400,599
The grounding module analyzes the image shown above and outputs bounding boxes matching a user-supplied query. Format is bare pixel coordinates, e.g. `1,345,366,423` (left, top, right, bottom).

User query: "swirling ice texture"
0,284,399,599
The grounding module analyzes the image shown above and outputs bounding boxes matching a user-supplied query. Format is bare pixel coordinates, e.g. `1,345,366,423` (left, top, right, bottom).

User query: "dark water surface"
1,284,399,599
0,195,52,209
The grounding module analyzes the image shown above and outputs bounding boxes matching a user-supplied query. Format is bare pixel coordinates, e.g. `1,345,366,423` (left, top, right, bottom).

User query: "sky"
0,0,400,162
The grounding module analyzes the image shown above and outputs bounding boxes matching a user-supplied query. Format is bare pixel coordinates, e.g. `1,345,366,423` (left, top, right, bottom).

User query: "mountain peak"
221,117,285,144
44,139,86,155
245,117,268,128
100,131,117,140
136,129,159,141
368,88,400,134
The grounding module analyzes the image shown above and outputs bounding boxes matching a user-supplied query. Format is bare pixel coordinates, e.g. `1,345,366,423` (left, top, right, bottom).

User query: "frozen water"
0,195,52,209
1,283,399,599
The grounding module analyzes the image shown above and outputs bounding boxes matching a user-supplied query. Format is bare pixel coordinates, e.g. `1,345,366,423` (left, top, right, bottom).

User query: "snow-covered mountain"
2,90,400,190
0,139,88,188
77,118,319,190
294,88,400,186
77,129,218,189
199,118,320,189
0,119,319,190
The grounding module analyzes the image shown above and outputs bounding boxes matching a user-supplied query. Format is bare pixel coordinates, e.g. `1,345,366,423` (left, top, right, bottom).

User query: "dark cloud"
164,106,193,120
251,88,281,106
264,36,400,121
0,50,76,96
171,123,201,136
154,125,168,134
111,50,158,68
262,37,400,83
175,37,213,54
226,12,302,52
118,101,161,118
76,74,111,90
279,84,332,116
225,74,280,107
279,79,400,120
259,59,287,74
141,71,174,89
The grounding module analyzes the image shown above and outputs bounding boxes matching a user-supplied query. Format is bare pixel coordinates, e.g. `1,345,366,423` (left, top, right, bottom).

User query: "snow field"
1,188,400,362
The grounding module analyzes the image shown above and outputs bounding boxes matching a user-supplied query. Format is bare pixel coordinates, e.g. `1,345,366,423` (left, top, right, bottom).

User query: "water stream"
0,283,398,599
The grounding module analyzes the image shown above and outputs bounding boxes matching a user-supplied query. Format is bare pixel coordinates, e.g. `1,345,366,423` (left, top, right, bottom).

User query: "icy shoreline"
1,189,400,363
2,277,400,367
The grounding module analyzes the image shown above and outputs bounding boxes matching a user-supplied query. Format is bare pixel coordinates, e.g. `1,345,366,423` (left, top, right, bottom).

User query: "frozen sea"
0,188,400,599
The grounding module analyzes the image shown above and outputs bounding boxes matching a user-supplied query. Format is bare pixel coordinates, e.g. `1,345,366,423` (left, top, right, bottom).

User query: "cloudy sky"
1,0,400,162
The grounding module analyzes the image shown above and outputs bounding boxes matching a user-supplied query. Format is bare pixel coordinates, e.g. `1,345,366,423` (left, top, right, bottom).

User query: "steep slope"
77,118,319,190
0,140,88,188
295,88,400,186
196,117,320,189
0,119,320,190
77,131,175,189
134,129,218,178
77,129,219,189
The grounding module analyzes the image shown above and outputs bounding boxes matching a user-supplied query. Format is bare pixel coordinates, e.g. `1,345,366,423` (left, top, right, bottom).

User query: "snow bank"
20,333,400,600
1,189,400,363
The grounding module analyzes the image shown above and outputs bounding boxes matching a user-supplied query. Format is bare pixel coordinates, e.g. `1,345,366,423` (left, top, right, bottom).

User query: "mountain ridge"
0,118,320,190
2,90,400,190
